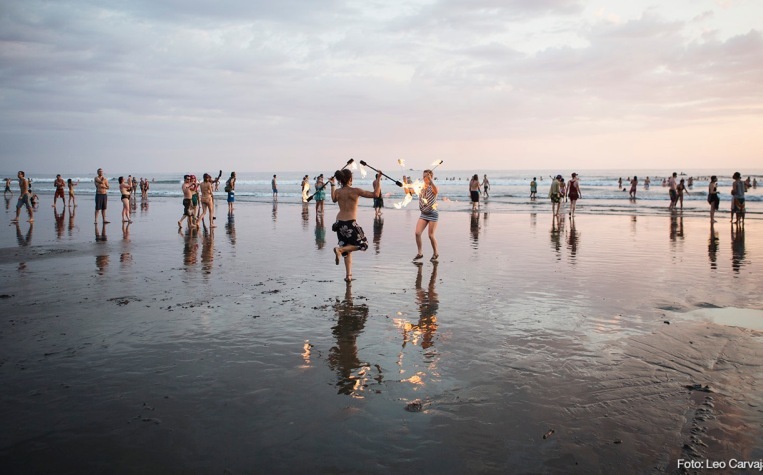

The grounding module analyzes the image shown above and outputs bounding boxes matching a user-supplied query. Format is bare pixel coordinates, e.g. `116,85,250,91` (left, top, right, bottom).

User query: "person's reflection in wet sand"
314,213,326,250
405,261,439,350
225,215,236,246
372,216,383,254
182,228,199,267
121,221,131,241
201,228,214,275
708,223,719,270
550,215,562,258
530,212,537,229
329,283,373,396
731,225,745,273
272,200,278,222
54,207,65,239
470,210,480,248
94,222,107,242
95,255,109,275
68,206,77,237
15,222,33,247
4,196,10,210
140,196,149,214
669,215,684,242
567,217,579,261
301,202,309,229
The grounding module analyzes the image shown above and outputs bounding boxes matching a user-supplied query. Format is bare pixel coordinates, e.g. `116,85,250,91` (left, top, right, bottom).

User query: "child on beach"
330,168,381,282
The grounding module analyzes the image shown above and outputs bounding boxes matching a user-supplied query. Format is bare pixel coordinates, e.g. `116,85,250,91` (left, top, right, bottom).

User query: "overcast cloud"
1,0,761,173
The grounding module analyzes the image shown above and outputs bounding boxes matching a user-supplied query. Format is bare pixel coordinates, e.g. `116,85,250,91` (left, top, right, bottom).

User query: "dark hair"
118,176,124,184
472,174,478,180
67,178,72,185
711,175,717,182
733,172,741,179
335,169,352,187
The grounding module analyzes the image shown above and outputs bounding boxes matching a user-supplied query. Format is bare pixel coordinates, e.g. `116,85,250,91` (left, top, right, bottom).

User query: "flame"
393,179,424,208
430,160,442,168
397,159,405,168
359,166,367,179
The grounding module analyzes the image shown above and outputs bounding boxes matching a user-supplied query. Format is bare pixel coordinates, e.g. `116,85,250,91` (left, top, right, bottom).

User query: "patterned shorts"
333,220,368,255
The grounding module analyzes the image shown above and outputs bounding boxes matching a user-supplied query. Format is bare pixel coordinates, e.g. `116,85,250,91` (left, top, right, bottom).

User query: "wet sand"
1,198,762,473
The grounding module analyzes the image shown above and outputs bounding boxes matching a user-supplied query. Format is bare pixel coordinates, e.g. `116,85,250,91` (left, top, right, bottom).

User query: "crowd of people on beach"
4,167,755,283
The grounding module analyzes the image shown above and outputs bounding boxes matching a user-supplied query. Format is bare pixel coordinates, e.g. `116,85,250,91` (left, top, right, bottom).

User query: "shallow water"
1,198,761,473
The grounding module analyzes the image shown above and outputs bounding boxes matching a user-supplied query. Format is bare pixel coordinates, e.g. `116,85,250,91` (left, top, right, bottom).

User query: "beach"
1,195,762,473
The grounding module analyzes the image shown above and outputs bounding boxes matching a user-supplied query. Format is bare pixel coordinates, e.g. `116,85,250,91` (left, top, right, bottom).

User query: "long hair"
335,169,352,187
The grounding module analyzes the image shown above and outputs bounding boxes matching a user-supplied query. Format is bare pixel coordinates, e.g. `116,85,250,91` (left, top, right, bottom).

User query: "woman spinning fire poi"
413,169,439,262
330,168,381,282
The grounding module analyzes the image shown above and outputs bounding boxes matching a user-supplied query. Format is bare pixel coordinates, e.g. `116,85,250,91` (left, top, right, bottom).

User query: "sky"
1,0,762,173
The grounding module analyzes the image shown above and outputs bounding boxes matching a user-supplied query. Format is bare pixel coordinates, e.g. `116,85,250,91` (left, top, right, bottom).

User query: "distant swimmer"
629,176,638,199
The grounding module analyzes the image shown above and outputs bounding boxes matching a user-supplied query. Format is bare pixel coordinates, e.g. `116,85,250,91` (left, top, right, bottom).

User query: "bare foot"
334,247,341,265
103,221,110,224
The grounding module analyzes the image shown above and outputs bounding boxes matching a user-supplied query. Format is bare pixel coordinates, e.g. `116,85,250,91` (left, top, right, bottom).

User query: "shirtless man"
94,168,110,224
4,177,13,197
330,168,381,282
53,174,66,208
668,172,678,211
178,175,196,229
11,171,34,223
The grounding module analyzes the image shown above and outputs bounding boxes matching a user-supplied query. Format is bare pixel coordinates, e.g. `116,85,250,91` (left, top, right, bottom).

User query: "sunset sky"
2,0,762,173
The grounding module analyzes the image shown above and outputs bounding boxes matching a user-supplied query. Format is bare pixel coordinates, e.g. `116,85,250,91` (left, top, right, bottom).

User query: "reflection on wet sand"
4,196,10,210
201,228,214,275
409,262,439,350
708,224,719,270
54,208,65,239
301,203,309,229
15,222,33,247
94,222,107,242
140,196,149,214
272,200,278,222
182,228,199,267
121,221,130,241
225,215,235,246
669,215,684,243
549,215,562,258
95,254,109,275
329,284,374,397
372,216,383,254
567,217,579,261
315,214,326,250
68,207,77,237
731,225,745,273
469,211,480,248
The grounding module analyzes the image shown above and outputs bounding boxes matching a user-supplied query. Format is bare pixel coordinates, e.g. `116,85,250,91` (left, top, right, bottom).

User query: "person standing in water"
94,168,110,225
707,175,720,223
53,174,66,208
11,171,34,223
469,174,480,211
481,174,490,199
225,172,236,215
330,168,381,282
629,176,638,199
372,172,383,218
413,169,439,262
567,173,581,217
549,175,562,216
530,177,537,199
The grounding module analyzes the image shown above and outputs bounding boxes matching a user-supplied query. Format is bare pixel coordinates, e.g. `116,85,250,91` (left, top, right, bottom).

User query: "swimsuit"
373,197,383,208
470,190,479,202
183,198,192,215
568,181,579,201
121,194,130,200
227,191,235,203
333,220,368,255
16,193,32,211
419,185,438,222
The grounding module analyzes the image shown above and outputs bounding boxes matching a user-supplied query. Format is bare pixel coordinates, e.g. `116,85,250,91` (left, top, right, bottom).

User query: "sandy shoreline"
1,197,761,473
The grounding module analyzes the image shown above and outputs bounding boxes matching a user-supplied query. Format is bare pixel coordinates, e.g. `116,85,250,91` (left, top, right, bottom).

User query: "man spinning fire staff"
330,168,381,282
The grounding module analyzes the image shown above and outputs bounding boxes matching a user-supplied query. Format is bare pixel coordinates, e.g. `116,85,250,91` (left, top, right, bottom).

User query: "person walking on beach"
676,178,689,210
549,175,562,216
315,174,326,214
469,174,480,211
731,171,745,225
11,171,34,223
530,177,537,199
178,175,195,229
118,176,132,223
198,173,216,229
708,175,720,223
372,172,383,218
629,176,638,199
330,168,380,282
67,178,79,207
482,174,490,199
413,169,440,262
668,172,678,211
53,174,66,208
4,177,12,197
225,172,236,215
567,173,581,217
272,175,278,199
94,168,109,225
